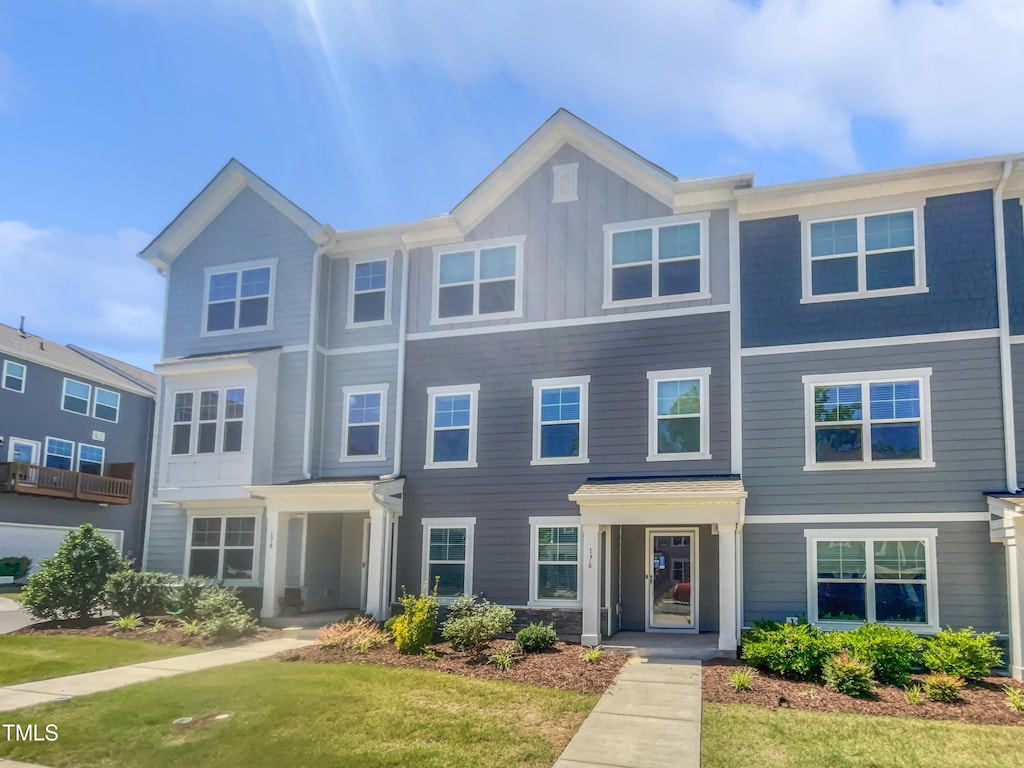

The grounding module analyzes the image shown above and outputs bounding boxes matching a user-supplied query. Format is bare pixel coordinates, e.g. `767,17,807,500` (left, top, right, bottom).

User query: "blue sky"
2,0,1024,369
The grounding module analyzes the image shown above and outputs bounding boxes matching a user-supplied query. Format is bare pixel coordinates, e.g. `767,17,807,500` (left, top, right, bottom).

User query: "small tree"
22,525,130,620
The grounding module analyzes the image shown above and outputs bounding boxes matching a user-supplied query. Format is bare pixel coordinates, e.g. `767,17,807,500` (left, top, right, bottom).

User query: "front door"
646,528,698,632
8,438,39,465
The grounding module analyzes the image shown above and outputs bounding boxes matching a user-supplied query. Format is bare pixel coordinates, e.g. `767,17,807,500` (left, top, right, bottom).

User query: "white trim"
431,236,525,325
804,528,939,633
424,383,480,469
529,516,582,608
340,383,389,462
200,258,277,337
551,162,579,203
603,212,710,308
167,385,249,458
742,328,998,357
2,360,26,393
420,517,476,603
745,512,990,524
43,436,74,470
531,375,590,466
7,437,40,464
60,377,91,416
185,513,262,588
319,343,401,356
92,387,121,424
803,368,933,471
728,201,742,475
646,367,712,462
645,527,698,633
408,303,731,341
76,443,105,475
347,253,392,329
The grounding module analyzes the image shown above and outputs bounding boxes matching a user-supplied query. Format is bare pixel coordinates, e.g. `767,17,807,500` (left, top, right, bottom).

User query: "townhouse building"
139,110,1024,680
0,322,156,568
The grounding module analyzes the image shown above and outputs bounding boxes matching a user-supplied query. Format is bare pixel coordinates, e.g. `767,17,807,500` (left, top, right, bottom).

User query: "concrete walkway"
0,637,312,713
554,656,703,768
0,597,34,635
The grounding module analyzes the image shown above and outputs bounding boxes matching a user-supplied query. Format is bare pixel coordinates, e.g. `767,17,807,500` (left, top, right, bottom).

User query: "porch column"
581,524,601,647
261,505,289,619
718,522,738,653
1007,521,1024,680
365,507,390,620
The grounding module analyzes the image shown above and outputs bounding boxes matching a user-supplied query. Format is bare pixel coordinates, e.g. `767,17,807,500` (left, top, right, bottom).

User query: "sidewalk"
0,637,312,713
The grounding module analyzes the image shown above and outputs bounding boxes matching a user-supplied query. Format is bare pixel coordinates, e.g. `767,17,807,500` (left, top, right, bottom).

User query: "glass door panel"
649,532,694,629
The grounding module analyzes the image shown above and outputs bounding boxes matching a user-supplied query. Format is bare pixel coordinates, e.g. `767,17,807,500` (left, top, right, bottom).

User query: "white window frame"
531,375,590,466
647,367,711,462
200,258,277,337
8,437,40,464
424,383,480,469
347,254,392,329
529,516,582,608
804,528,939,633
602,212,711,309
184,514,261,587
552,162,579,203
44,436,75,470
801,206,927,304
196,389,220,455
802,368,934,471
77,443,105,475
92,387,121,423
61,378,91,416
420,517,476,604
2,360,26,393
340,383,389,462
431,236,525,324
221,387,246,454
168,386,247,457
170,390,195,456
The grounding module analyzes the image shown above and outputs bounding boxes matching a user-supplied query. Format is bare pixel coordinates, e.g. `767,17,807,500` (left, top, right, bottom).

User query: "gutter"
994,160,1019,492
382,232,410,480
302,226,337,479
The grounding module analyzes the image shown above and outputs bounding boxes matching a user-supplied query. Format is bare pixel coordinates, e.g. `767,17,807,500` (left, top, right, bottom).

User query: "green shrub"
904,684,925,705
728,667,757,692
0,556,31,579
440,594,515,656
923,627,1003,680
195,586,258,640
822,652,876,698
741,622,841,681
178,617,202,636
104,571,171,618
22,525,130,620
392,585,439,655
383,615,399,635
580,645,603,663
923,673,964,703
167,576,216,619
488,643,523,671
1003,685,1024,713
516,622,558,652
107,613,143,631
842,623,922,685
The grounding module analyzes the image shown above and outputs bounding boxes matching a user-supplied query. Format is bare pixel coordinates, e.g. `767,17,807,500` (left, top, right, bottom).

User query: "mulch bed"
11,617,283,649
703,659,1024,727
277,641,629,694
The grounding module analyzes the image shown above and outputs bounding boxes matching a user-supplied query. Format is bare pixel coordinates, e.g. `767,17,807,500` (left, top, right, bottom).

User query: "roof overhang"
987,493,1024,544
569,477,747,526
154,347,281,376
245,478,404,515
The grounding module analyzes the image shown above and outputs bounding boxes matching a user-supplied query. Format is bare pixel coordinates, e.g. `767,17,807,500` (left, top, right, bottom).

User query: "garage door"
0,523,124,575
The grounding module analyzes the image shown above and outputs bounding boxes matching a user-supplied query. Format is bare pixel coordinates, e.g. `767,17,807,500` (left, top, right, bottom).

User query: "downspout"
302,226,337,479
381,231,410,480
994,160,1018,493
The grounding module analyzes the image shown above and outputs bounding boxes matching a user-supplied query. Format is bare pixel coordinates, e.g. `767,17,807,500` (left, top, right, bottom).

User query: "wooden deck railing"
0,462,134,505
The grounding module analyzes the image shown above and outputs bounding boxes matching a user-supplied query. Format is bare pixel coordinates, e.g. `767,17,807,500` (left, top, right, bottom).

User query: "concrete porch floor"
263,609,361,629
601,631,731,660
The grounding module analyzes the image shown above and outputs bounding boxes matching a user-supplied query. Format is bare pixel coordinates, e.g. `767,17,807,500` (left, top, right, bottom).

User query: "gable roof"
138,158,328,272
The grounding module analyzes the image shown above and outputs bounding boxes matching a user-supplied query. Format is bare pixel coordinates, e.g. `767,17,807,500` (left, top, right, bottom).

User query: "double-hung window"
44,437,74,470
93,388,120,422
804,369,933,470
532,376,590,465
529,517,581,606
425,384,480,469
62,378,91,415
341,385,388,461
421,518,475,600
604,213,709,306
806,529,937,630
188,516,258,583
2,360,25,393
203,261,275,334
171,392,194,455
433,237,524,322
349,258,389,325
647,368,711,461
77,444,105,475
170,387,246,456
803,208,925,301
222,388,245,453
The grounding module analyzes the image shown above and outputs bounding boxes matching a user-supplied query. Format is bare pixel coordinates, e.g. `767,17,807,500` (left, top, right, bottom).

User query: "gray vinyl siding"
163,188,316,360
1014,344,1024,483
406,144,731,335
742,521,1007,633
271,351,309,483
396,312,732,606
325,249,403,348
742,337,1005,516
145,503,188,574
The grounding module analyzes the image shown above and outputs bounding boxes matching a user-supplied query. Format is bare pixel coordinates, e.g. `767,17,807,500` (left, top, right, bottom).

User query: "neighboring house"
0,321,156,570
138,110,1024,681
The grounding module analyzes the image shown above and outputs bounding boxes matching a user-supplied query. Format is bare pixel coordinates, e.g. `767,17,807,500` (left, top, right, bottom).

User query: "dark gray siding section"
743,338,1004,515
1004,197,1024,335
396,312,732,606
743,522,1007,632
741,190,998,347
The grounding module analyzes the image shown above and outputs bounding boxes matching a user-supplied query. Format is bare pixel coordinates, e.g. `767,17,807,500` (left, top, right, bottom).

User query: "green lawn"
0,635,197,687
0,660,597,768
703,703,1024,768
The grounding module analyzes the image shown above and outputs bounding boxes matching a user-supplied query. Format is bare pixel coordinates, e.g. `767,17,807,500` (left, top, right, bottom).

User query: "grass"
0,660,598,768
0,585,25,602
0,635,197,687
702,703,1024,768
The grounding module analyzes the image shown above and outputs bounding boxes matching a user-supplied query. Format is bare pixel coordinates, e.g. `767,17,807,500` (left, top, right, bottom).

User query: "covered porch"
987,494,1024,680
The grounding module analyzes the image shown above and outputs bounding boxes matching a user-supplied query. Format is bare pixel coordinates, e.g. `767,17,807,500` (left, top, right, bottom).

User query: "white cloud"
0,221,162,369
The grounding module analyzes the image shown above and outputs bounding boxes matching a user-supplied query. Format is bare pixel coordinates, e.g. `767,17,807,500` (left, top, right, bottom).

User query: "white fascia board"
329,216,464,255
672,173,754,211
154,348,279,376
245,481,382,512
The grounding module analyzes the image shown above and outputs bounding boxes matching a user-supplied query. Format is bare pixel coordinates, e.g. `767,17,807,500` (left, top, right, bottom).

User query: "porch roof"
568,475,746,526
245,477,404,514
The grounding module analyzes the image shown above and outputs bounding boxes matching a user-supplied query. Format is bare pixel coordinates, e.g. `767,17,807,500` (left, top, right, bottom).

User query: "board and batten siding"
396,312,732,606
162,187,317,360
742,337,1005,516
406,143,731,336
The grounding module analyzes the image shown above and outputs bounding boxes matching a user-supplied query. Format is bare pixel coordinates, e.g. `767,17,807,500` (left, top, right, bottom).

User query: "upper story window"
647,368,711,462
170,387,246,456
341,384,388,461
603,213,710,308
44,437,74,470
77,444,105,475
62,378,91,415
2,360,25,393
802,208,925,302
425,384,480,469
203,261,275,335
532,375,590,465
93,388,120,423
803,368,933,471
349,258,389,326
432,237,524,323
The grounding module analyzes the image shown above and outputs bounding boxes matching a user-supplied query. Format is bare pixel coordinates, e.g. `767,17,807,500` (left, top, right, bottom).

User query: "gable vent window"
552,163,579,203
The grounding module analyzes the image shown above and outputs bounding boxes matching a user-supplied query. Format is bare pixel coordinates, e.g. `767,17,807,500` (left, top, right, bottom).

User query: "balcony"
0,462,135,505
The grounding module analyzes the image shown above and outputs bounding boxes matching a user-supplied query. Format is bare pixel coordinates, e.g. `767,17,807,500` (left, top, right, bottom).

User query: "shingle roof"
573,475,747,497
